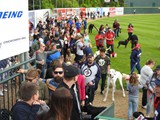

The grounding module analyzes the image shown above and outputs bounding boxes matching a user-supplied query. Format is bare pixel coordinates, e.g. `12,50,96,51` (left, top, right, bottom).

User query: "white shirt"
76,40,84,56
140,65,153,86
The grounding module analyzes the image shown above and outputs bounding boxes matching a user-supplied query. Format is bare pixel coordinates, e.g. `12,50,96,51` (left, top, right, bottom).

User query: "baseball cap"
135,43,140,49
87,53,94,58
55,32,59,38
63,65,79,78
155,79,160,86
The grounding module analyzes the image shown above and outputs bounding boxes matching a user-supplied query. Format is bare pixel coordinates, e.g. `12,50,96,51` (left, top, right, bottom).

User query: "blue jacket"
42,78,59,96
12,101,40,120
75,22,81,29
83,20,87,29
130,49,142,63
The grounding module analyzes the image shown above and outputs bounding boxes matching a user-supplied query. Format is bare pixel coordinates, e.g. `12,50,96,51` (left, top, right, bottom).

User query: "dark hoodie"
12,101,40,120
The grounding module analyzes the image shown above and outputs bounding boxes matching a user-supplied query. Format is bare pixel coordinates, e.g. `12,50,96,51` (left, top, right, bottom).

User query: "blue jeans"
130,62,141,74
128,95,138,120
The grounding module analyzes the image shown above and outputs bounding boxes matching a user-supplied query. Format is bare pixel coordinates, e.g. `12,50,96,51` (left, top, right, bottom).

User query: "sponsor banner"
57,8,66,20
35,9,50,27
102,7,109,16
28,11,35,31
79,8,86,18
115,7,124,15
29,9,50,28
109,7,116,16
53,7,124,19
96,7,103,16
72,8,79,17
0,0,29,60
66,8,72,16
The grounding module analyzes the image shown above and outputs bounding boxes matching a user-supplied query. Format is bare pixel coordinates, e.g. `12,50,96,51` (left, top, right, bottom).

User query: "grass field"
87,14,160,88
88,14,160,73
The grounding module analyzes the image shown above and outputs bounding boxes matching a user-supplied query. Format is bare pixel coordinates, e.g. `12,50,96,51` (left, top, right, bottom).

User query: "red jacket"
105,31,115,45
127,26,134,33
77,74,86,101
95,34,105,46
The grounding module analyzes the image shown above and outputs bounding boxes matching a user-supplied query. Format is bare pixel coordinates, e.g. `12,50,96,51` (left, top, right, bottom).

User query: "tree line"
29,0,124,10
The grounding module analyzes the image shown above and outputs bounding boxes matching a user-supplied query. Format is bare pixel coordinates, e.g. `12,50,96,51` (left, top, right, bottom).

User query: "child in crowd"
127,72,143,120
12,82,49,120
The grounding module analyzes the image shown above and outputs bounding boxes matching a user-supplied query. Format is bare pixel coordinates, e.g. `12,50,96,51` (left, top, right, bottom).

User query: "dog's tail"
122,73,130,80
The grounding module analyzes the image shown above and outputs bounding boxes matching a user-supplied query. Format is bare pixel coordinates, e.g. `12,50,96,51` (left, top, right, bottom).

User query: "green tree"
29,0,125,10
42,0,54,9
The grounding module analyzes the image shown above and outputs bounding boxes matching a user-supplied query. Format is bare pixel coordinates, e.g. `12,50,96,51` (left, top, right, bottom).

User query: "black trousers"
86,85,95,104
142,87,147,106
101,73,107,92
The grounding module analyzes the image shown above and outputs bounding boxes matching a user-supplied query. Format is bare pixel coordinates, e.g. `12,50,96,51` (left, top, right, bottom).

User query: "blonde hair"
129,72,139,86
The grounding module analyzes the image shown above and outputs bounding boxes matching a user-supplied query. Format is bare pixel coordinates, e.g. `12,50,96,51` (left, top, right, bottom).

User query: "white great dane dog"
103,69,126,102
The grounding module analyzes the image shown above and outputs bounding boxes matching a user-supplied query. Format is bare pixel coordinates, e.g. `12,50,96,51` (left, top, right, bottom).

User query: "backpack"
46,51,61,68
46,51,61,62
0,109,13,120
70,41,79,54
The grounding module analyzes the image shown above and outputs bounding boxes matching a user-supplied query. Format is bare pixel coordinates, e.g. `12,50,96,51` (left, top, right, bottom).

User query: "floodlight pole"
56,0,57,8
33,0,35,10
39,0,41,9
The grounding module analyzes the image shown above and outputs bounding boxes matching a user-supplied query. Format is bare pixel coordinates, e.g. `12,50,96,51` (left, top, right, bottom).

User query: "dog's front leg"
112,81,116,101
119,77,126,97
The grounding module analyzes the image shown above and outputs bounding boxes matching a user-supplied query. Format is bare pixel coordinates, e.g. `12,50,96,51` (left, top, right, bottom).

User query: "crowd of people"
0,13,159,120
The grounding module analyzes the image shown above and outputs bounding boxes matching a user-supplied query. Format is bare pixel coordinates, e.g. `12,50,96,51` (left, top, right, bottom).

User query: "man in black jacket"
57,65,81,120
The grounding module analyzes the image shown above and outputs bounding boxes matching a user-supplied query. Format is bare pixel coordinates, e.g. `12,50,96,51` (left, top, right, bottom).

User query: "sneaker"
3,88,7,92
89,102,92,105
100,91,104,95
142,105,147,109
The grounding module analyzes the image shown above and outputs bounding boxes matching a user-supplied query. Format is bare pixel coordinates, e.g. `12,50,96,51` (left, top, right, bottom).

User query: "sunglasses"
26,78,36,82
54,71,63,75
26,79,33,82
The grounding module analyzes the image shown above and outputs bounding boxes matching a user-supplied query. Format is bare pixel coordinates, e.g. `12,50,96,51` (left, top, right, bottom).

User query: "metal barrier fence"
0,55,36,110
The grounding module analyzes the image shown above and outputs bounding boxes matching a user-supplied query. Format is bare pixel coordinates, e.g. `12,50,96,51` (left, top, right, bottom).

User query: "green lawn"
88,14,160,74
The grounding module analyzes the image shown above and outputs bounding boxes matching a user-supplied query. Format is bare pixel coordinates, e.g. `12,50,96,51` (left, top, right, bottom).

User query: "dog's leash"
129,62,137,75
